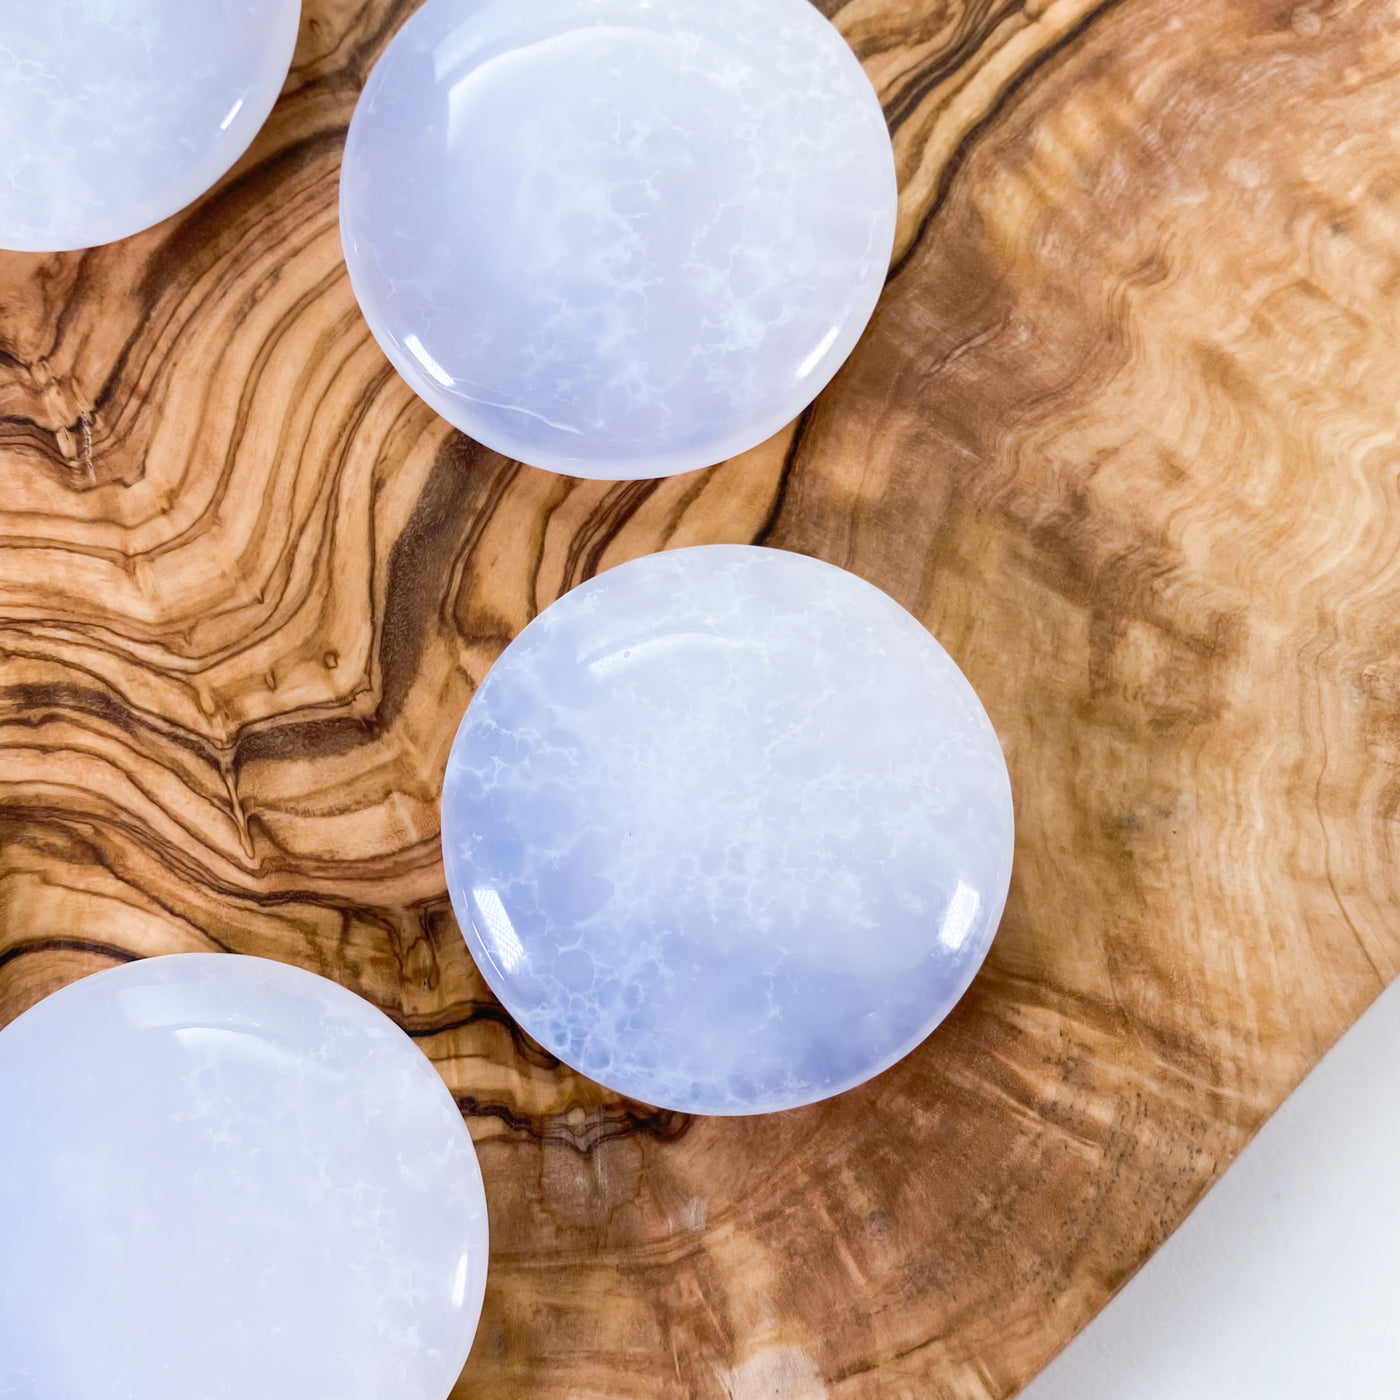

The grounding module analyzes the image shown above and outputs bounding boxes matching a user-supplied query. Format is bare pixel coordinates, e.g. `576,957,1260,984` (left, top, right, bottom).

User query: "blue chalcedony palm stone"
0,955,490,1400
0,0,301,252
443,546,1015,1114
340,0,898,478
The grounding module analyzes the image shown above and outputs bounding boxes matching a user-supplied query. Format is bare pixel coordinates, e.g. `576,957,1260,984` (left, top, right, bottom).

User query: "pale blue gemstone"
340,0,898,479
443,546,1015,1114
0,955,489,1400
0,0,301,252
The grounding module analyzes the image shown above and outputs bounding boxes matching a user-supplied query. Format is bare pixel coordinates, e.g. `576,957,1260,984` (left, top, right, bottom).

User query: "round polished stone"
0,0,301,252
340,0,897,480
442,546,1015,1114
0,954,489,1400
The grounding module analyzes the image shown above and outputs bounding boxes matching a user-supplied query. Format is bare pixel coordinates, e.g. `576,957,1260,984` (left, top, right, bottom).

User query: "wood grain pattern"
3,0,1400,1394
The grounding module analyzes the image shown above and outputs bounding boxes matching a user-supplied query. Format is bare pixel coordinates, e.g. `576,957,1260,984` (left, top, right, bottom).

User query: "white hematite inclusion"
339,0,898,480
442,546,1015,1115
0,955,490,1400
0,0,301,252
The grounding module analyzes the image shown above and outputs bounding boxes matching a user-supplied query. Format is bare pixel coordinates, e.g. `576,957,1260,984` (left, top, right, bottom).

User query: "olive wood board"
2,0,1398,1395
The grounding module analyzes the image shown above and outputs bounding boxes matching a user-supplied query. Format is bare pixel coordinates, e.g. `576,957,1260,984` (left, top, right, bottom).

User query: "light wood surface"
3,0,1399,1395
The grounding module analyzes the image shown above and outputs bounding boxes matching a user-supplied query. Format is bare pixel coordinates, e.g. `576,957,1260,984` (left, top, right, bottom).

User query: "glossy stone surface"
340,0,897,479
0,0,301,252
0,954,489,1400
442,546,1015,1114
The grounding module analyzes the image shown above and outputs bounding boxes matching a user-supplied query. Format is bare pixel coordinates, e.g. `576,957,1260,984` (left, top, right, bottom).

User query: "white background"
1021,974,1400,1398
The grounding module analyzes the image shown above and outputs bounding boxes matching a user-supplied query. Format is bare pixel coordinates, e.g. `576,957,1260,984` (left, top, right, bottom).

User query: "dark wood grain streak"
880,0,1026,133
885,0,1132,279
0,937,139,973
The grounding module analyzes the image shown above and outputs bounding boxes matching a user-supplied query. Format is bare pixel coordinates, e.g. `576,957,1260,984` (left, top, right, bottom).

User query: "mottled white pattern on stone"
0,0,301,252
340,0,897,479
442,546,1015,1114
0,954,489,1400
